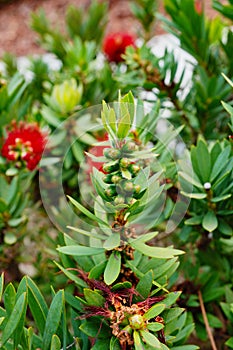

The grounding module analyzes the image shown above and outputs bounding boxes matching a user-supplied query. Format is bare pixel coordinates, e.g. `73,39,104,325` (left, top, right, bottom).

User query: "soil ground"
0,0,219,58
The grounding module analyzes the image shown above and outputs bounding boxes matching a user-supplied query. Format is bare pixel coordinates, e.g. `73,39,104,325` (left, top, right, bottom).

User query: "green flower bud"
122,181,134,193
134,184,141,194
114,195,125,205
129,314,145,330
104,185,117,198
111,174,122,184
104,148,121,160
103,174,113,184
122,140,138,153
102,161,119,173
120,157,131,169
129,163,140,175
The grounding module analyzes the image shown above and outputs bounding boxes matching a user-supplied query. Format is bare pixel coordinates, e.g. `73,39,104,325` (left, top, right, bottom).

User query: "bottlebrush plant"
0,0,233,349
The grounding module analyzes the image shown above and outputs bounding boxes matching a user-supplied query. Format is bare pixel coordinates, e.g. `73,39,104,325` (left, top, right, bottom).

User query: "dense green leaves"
104,251,121,285
42,290,64,350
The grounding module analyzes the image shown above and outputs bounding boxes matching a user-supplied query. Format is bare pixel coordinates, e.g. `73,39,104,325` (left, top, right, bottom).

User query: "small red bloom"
87,132,109,174
1,121,47,170
194,0,203,15
103,32,136,63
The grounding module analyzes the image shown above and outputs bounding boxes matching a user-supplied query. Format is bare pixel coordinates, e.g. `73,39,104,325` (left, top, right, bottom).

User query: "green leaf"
140,330,161,348
110,336,121,350
50,334,61,350
1,292,27,346
89,261,107,279
67,225,107,240
101,101,116,140
57,245,105,256
185,216,202,226
0,274,3,301
108,108,117,133
54,261,87,287
200,313,223,328
136,270,153,299
210,145,231,182
163,307,184,323
195,138,211,183
111,281,132,291
0,198,8,212
5,168,18,176
225,337,233,348
67,195,109,227
144,303,166,320
218,220,233,236
147,322,164,332
4,232,17,245
84,289,105,307
179,171,203,189
104,251,121,285
13,291,28,348
163,292,181,307
133,231,159,243
171,346,199,350
180,191,207,199
130,240,184,258
27,277,48,335
84,288,105,306
103,233,120,250
202,287,225,303
133,331,144,350
202,211,218,232
42,290,64,350
80,319,110,338
211,194,231,203
117,109,131,139
91,338,110,350
3,283,16,315
8,217,26,227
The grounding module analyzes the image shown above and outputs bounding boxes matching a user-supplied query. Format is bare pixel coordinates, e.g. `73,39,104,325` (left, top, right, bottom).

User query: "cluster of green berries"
102,141,142,206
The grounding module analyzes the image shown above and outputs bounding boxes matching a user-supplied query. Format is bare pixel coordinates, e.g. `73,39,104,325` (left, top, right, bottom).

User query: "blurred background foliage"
0,0,232,349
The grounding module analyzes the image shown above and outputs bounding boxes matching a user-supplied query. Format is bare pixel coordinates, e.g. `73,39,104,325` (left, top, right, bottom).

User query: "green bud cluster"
102,141,142,206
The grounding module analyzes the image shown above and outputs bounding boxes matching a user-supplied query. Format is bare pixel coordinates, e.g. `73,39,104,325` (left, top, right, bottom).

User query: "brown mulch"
0,0,220,58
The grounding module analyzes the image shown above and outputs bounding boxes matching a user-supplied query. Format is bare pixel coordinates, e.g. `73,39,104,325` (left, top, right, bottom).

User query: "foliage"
0,0,232,349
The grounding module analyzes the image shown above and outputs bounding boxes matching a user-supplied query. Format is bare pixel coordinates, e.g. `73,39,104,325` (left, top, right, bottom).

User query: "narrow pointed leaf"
144,303,166,320
1,292,27,346
67,195,109,227
27,277,48,335
0,273,4,301
54,261,87,287
42,290,64,350
57,245,105,256
130,240,184,258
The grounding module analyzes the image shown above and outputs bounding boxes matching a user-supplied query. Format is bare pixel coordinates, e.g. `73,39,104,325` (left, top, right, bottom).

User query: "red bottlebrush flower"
103,32,136,63
194,0,203,14
87,132,109,174
1,121,47,170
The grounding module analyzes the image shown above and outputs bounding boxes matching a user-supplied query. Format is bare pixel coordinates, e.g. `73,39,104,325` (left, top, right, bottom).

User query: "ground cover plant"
0,0,232,349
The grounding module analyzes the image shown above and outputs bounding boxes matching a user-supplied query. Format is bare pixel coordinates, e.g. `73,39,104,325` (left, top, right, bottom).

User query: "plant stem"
198,290,217,350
